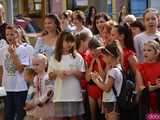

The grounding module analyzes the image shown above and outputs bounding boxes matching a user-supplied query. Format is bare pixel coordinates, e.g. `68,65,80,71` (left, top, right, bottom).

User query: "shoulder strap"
112,66,125,98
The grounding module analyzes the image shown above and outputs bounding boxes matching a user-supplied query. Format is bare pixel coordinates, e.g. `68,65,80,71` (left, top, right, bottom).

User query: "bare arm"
91,72,114,92
95,58,106,79
135,69,145,92
128,55,139,76
85,58,95,81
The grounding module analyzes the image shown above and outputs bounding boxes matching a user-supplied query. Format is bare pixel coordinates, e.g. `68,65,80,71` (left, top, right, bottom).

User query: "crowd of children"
0,2,160,120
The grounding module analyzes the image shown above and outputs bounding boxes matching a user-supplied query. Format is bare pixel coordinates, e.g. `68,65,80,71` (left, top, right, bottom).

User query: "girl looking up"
136,40,160,120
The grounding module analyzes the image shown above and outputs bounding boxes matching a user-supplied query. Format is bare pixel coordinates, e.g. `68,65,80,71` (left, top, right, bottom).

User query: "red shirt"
138,62,160,111
123,48,135,71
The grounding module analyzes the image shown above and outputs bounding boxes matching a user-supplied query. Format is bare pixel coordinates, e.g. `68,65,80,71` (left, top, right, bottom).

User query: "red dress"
138,62,160,111
79,51,89,90
85,51,106,101
123,48,135,71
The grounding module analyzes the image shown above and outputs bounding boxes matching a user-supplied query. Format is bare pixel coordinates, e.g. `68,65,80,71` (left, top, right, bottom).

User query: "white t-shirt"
102,64,123,102
0,39,7,48
22,43,34,65
0,45,31,92
134,32,160,63
48,52,85,102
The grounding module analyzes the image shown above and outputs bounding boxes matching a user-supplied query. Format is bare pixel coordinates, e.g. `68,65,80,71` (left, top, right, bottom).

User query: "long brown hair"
75,32,89,49
54,31,75,62
42,14,62,36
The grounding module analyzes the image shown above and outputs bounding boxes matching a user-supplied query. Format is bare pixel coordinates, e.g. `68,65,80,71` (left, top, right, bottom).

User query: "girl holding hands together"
48,31,85,120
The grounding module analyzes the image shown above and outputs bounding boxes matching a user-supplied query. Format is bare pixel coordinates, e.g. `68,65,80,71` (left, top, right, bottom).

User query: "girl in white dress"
48,31,85,120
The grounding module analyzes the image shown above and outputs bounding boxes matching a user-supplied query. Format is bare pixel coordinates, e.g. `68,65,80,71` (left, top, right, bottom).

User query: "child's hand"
64,68,77,76
8,45,16,54
48,72,56,80
90,72,100,83
56,70,66,79
45,90,54,103
24,101,35,110
156,78,160,88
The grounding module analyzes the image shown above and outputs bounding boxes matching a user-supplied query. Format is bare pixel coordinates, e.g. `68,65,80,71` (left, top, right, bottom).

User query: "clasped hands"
49,69,78,80
90,71,102,83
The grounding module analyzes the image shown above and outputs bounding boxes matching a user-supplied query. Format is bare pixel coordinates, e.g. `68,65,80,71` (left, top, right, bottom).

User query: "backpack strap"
112,85,118,98
112,65,125,99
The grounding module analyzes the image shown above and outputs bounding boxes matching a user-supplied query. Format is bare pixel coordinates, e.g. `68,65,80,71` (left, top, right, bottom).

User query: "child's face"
32,58,46,73
72,14,82,27
5,29,17,44
102,28,112,44
61,15,69,26
144,11,158,31
130,27,141,37
90,48,101,58
63,40,74,53
96,17,106,33
81,38,89,52
111,27,119,41
143,44,158,62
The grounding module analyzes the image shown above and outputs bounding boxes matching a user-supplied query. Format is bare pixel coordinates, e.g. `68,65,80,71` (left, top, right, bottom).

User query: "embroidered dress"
26,74,55,119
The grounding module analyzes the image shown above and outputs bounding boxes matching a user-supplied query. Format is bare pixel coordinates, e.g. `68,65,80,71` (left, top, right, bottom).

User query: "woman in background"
34,14,61,58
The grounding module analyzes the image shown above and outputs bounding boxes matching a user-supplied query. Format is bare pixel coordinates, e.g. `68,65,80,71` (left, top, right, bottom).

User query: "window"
129,0,148,17
107,0,112,17
28,0,42,16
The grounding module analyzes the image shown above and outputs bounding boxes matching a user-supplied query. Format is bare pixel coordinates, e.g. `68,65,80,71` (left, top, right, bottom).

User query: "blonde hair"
33,53,48,65
0,3,5,20
144,40,160,61
32,53,48,71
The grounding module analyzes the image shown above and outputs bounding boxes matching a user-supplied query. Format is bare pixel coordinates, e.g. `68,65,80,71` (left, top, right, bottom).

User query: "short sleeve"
0,39,7,48
75,53,85,72
17,47,31,66
107,67,122,81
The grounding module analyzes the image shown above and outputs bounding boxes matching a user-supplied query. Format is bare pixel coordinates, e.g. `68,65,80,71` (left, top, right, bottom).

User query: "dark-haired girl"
111,24,138,78
48,31,85,120
34,14,61,58
72,10,93,38
85,38,106,120
86,6,97,31
60,11,73,32
91,42,123,120
111,24,139,120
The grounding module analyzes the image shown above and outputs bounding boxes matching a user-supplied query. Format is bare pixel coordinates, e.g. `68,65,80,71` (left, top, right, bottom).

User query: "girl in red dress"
75,32,91,120
75,32,90,90
136,40,160,119
85,38,106,120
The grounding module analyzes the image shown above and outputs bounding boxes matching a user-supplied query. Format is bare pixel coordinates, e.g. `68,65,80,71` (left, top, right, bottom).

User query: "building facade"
1,0,160,28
